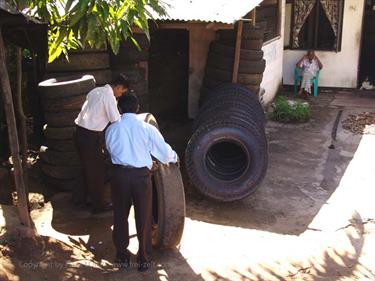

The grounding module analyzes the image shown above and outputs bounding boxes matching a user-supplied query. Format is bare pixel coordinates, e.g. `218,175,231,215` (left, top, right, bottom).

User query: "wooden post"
15,47,29,196
251,9,256,27
232,20,244,83
0,29,32,228
189,26,216,118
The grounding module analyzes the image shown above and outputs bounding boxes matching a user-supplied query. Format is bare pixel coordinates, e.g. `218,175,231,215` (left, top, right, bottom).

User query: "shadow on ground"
0,200,204,281
206,212,375,280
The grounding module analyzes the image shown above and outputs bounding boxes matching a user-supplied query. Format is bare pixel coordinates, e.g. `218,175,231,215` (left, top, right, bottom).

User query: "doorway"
148,29,189,119
359,0,375,85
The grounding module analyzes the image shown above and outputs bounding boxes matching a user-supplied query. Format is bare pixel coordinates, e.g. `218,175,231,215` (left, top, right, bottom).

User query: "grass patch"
271,96,311,123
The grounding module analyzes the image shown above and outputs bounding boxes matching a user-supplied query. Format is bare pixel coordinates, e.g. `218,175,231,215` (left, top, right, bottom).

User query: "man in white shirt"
105,93,178,272
74,74,129,213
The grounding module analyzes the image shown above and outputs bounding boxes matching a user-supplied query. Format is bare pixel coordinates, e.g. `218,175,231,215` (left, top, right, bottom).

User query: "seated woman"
296,49,323,98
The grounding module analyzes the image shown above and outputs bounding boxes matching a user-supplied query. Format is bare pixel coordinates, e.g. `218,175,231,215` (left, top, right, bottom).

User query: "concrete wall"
283,0,365,88
260,0,285,105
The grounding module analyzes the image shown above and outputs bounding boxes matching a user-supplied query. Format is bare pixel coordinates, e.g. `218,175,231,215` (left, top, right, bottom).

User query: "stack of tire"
44,48,112,86
203,24,265,96
38,75,96,191
110,34,150,112
185,83,268,202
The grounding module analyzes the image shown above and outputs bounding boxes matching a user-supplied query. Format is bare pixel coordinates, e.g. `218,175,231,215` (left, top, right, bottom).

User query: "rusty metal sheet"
152,0,263,23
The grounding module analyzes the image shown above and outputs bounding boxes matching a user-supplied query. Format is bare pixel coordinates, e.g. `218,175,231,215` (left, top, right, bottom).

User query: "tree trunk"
15,47,29,197
0,29,32,228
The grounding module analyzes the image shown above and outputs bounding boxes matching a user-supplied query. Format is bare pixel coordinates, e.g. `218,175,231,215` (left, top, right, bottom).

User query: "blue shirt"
105,113,178,169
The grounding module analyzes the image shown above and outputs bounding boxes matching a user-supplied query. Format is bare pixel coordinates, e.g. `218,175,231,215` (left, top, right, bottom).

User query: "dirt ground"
1,91,375,281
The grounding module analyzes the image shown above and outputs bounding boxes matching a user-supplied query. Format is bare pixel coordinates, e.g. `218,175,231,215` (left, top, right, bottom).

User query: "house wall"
260,0,285,105
283,0,365,88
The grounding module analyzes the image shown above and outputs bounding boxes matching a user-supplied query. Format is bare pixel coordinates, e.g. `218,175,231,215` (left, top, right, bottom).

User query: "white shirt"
75,84,120,131
105,113,178,169
301,58,319,76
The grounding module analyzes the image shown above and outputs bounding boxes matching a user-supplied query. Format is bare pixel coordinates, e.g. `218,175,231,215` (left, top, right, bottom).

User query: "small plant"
271,96,311,123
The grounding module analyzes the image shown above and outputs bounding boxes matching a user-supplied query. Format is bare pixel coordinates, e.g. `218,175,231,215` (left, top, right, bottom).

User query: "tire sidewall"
188,124,266,201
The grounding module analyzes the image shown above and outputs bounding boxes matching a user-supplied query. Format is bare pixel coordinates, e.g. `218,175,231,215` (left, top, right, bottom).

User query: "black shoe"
114,254,130,270
138,261,151,272
91,203,113,214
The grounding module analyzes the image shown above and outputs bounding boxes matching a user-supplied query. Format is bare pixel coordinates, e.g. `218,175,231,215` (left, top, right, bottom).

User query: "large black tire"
129,82,148,97
111,68,145,83
115,47,149,63
243,85,260,94
220,38,264,50
241,39,264,50
138,94,150,111
185,120,268,201
41,95,86,113
199,88,261,114
194,98,265,131
203,78,224,89
242,27,265,40
43,126,75,140
194,100,264,130
45,139,76,152
206,68,263,85
203,79,261,96
41,162,82,180
137,113,159,128
137,113,185,249
210,42,264,61
199,83,262,111
121,35,150,49
44,111,80,127
204,78,260,96
39,75,95,99
44,69,112,86
218,26,264,41
196,111,266,137
152,163,185,248
207,54,266,74
39,149,80,166
47,52,110,72
239,73,264,85
43,176,84,191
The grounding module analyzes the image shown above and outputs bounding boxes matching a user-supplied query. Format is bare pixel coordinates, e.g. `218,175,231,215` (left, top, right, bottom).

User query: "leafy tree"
15,0,166,62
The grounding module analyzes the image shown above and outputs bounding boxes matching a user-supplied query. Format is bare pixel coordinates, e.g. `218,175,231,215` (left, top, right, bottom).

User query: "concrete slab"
331,94,375,108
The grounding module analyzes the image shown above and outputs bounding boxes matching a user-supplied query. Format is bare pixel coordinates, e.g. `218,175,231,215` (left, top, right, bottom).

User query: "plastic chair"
294,67,320,97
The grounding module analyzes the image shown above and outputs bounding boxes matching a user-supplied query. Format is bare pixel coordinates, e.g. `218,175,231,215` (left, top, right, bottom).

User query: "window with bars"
284,0,345,51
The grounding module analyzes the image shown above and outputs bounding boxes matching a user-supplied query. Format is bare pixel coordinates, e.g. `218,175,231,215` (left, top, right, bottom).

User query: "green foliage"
15,0,166,62
271,96,311,123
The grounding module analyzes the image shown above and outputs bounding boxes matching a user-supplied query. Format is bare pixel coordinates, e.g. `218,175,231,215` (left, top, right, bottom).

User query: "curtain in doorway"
292,0,317,48
320,0,341,36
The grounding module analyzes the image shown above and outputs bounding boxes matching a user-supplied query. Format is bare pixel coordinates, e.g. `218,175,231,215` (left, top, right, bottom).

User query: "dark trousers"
109,166,153,263
74,125,106,208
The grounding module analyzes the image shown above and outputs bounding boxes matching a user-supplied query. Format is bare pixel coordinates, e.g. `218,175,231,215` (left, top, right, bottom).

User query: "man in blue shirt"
105,93,178,272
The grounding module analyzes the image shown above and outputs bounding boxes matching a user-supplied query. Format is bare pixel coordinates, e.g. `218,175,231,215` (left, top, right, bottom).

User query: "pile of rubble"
342,112,375,135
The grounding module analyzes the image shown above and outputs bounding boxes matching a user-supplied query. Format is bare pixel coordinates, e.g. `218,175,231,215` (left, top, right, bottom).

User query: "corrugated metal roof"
0,0,47,56
153,0,262,24
0,0,45,25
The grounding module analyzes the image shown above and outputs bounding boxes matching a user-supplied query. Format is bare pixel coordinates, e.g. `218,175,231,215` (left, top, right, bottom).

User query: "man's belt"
112,164,141,169
76,125,103,134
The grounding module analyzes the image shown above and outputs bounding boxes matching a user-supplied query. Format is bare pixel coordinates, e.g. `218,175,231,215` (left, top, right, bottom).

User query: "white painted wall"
260,0,285,105
283,0,365,88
